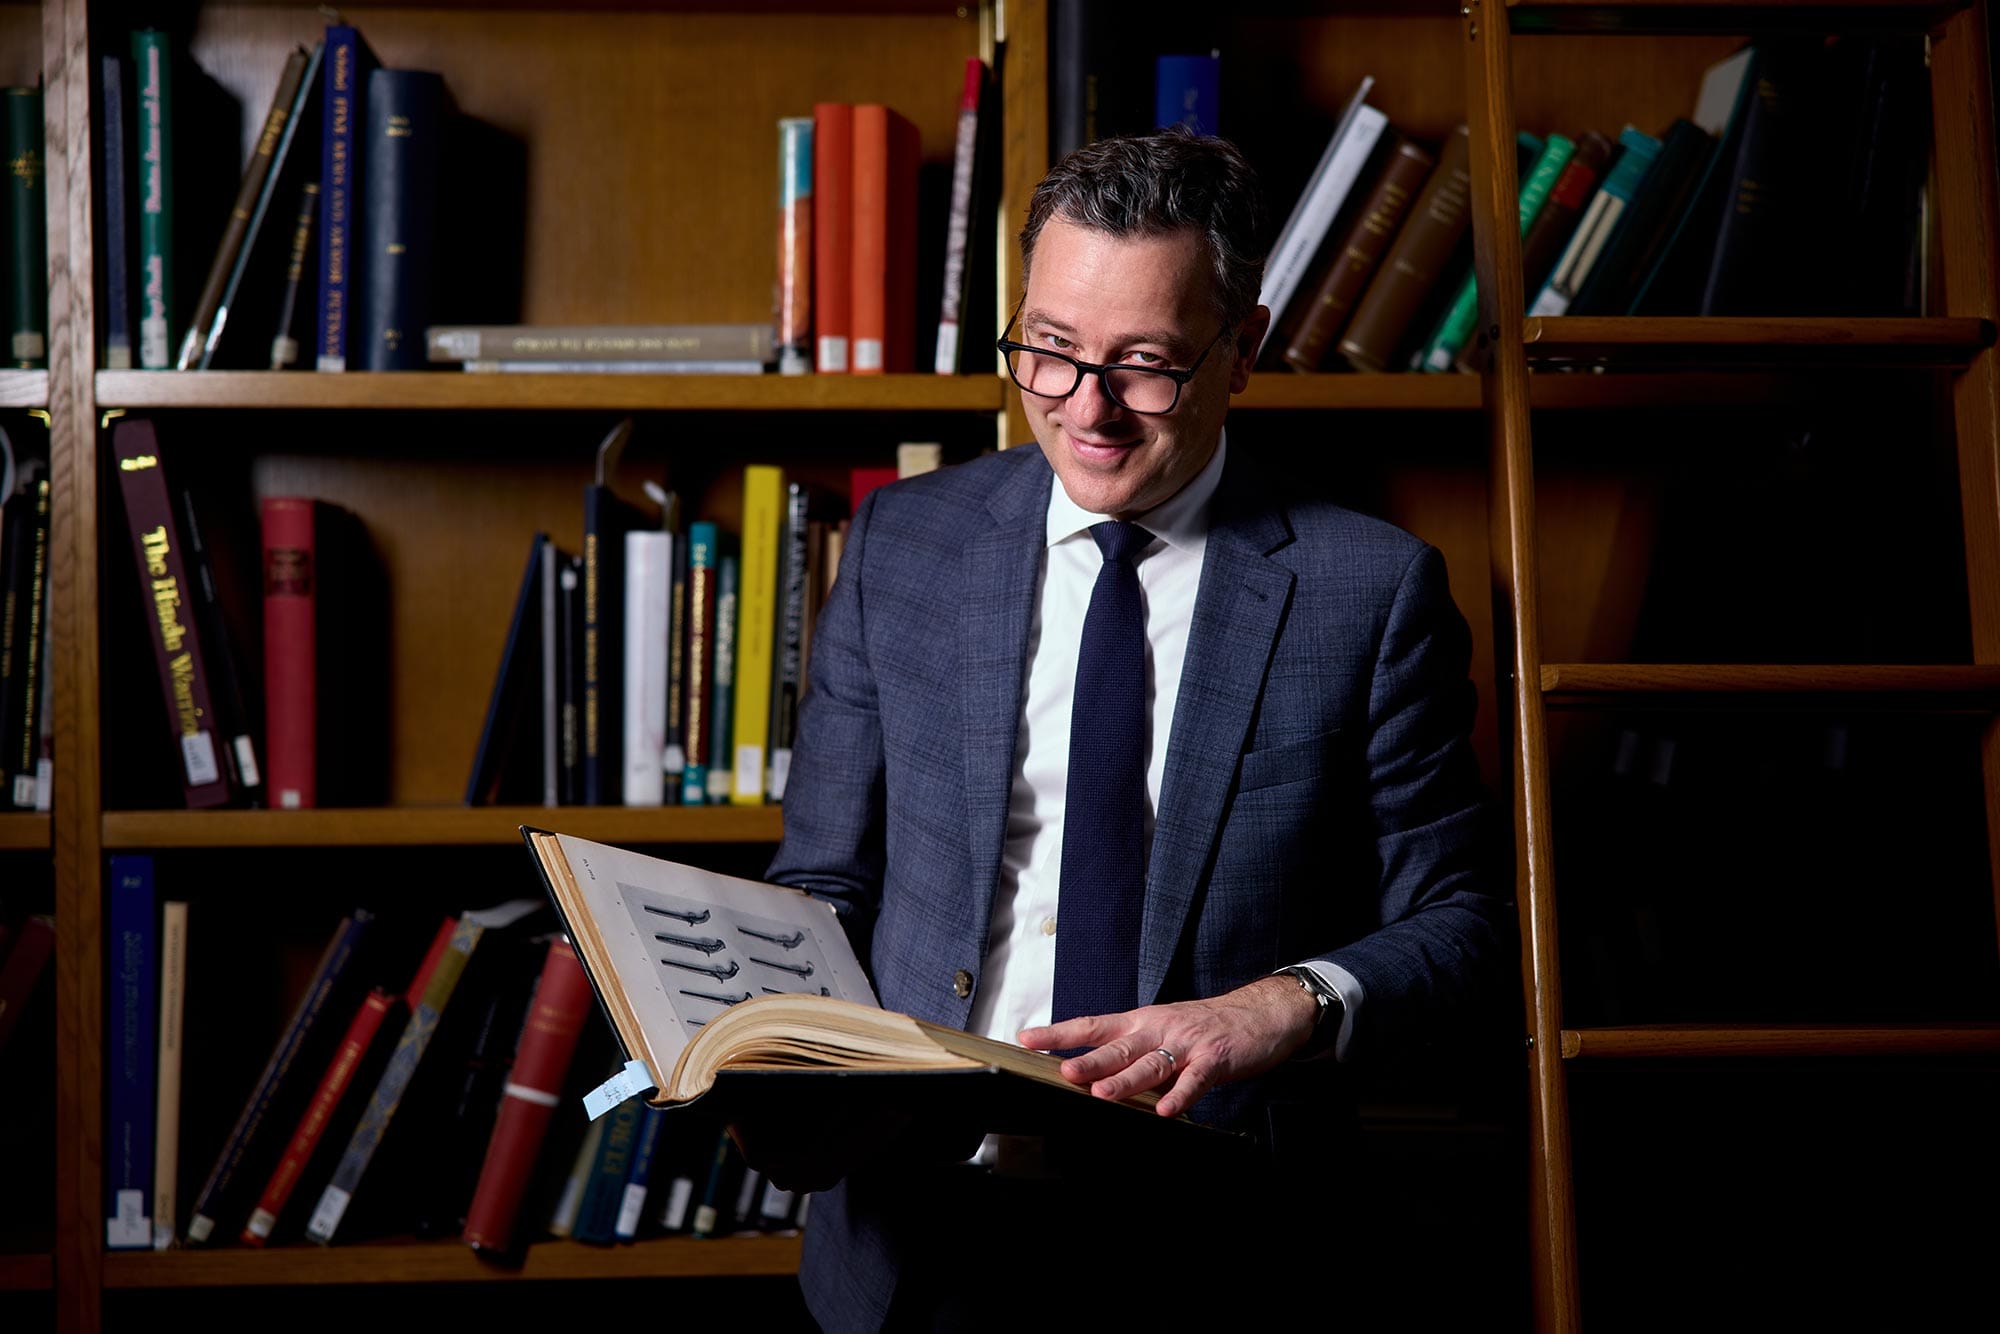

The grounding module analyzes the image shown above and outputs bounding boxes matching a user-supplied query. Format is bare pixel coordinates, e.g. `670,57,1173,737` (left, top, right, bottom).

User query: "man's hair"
1019,126,1268,329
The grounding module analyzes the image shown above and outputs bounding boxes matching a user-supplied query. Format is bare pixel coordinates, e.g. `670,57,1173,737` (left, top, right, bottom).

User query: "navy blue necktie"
1051,521,1152,1025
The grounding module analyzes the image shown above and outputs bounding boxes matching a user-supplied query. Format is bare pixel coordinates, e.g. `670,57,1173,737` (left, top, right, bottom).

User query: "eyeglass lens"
1005,349,1180,414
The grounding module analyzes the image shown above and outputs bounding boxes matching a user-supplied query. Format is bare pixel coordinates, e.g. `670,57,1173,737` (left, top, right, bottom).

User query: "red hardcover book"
934,58,986,375
260,496,318,809
407,915,459,1006
240,986,398,1245
462,937,595,1256
811,102,853,373
849,465,898,514
111,418,235,808
850,104,919,374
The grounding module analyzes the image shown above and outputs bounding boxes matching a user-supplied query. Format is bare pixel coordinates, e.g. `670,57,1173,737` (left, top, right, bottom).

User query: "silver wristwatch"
1278,965,1342,1058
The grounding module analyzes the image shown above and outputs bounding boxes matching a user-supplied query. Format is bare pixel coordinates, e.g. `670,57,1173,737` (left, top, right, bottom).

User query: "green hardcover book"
1420,131,1574,373
3,87,48,369
131,30,174,369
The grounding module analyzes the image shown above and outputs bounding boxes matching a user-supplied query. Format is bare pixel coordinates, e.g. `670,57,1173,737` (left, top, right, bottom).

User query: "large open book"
521,828,1245,1155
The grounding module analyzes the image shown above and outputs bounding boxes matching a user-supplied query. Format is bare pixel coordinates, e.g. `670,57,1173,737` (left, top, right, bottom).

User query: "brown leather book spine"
1282,136,1436,373
1336,125,1473,373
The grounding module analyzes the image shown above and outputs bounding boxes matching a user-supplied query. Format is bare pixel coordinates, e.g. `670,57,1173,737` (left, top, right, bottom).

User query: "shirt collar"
1045,429,1227,552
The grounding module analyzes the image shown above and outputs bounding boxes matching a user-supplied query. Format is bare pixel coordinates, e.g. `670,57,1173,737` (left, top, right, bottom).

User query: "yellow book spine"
730,465,784,804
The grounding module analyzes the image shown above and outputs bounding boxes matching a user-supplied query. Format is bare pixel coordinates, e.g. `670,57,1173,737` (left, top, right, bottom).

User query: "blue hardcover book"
705,549,740,804
571,1094,642,1245
465,534,546,805
1155,53,1220,136
315,24,379,371
100,54,136,369
105,854,158,1250
356,68,446,370
612,1105,669,1242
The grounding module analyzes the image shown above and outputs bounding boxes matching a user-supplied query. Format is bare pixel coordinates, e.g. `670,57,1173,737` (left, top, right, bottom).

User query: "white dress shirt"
967,432,1363,1061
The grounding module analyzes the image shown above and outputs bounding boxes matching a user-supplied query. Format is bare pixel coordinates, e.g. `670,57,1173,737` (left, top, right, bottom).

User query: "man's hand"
1017,974,1321,1119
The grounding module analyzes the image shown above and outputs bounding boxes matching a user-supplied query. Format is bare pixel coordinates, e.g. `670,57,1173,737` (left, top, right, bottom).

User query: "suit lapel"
1139,458,1294,1005
960,455,1053,947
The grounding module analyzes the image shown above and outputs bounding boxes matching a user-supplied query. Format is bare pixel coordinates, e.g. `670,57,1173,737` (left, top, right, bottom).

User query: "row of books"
3,87,47,371
110,416,386,809
467,421,942,808
101,857,797,1254
1260,34,1928,376
1049,2,1224,157
101,23,482,373
0,418,51,810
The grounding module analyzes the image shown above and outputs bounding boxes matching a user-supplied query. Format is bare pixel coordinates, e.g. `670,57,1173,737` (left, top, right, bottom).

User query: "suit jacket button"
952,969,973,999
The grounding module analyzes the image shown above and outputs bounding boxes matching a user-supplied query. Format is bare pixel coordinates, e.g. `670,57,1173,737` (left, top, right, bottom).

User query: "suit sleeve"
764,489,888,952
1316,543,1513,1058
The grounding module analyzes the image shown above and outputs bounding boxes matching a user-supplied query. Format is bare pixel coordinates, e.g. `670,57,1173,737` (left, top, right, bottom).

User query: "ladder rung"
1508,0,1972,35
1539,664,2000,709
1522,317,1994,367
1561,1024,2000,1059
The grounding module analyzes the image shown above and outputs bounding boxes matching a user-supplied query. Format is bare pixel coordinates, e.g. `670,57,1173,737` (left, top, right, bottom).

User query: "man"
763,128,1509,1329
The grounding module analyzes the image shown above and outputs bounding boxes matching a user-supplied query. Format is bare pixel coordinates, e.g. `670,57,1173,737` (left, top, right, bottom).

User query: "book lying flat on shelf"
521,829,1244,1153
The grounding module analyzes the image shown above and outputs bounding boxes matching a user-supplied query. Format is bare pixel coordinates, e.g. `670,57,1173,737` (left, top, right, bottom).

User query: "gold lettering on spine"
140,526,202,737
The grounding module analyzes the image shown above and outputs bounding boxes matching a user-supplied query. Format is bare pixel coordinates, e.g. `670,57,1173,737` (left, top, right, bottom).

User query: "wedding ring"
1154,1047,1177,1069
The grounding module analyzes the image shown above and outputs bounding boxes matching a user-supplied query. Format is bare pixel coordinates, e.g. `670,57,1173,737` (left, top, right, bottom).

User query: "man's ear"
1231,306,1273,392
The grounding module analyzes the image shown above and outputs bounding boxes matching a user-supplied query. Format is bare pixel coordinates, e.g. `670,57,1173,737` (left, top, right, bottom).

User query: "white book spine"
623,531,670,806
152,901,188,1249
1259,105,1390,330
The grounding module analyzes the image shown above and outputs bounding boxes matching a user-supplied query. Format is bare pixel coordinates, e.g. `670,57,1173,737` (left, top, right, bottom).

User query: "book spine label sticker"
583,1058,655,1121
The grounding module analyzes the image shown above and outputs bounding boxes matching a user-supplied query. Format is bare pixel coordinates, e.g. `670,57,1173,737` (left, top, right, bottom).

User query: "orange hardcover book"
850,104,919,375
811,103,853,373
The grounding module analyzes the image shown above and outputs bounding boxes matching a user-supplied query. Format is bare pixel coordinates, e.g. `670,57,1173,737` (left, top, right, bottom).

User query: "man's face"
1016,218,1268,520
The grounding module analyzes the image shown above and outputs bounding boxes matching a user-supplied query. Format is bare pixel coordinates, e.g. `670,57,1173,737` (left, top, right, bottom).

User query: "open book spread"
522,828,1172,1124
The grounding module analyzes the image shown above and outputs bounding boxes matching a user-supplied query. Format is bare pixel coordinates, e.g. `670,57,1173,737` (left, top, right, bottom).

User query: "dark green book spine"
132,30,175,369
4,87,47,368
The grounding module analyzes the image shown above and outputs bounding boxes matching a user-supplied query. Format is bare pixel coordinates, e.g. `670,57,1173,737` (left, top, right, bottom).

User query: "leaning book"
520,828,1245,1154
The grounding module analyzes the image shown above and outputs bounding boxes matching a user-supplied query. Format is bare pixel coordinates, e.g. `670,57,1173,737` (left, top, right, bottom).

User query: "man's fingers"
1088,1042,1182,1101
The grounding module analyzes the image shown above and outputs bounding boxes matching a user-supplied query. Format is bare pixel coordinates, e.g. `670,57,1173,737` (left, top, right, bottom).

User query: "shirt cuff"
1276,961,1363,1063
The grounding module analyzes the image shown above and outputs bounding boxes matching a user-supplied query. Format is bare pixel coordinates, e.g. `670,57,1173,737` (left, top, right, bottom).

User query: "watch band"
1279,965,1342,1059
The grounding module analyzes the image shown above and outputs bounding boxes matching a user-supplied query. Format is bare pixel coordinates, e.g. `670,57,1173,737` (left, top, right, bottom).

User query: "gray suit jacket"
768,442,1507,1326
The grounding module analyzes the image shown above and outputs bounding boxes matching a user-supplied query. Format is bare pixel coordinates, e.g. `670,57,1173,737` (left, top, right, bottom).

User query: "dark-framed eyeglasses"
995,298,1234,417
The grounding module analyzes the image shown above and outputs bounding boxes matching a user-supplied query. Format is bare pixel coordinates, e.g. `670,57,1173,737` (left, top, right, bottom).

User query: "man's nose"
1063,369,1123,433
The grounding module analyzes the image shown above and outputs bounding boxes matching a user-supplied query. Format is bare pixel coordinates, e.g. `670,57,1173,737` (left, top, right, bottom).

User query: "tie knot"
1089,521,1153,566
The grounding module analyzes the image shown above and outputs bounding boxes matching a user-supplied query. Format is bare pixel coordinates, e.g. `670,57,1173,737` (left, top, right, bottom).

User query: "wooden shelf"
1508,0,1971,34
0,371,48,409
1560,1024,2000,1059
102,1232,802,1288
1521,317,1995,367
1540,663,2000,709
0,1252,52,1292
101,805,784,849
0,813,50,851
93,371,1009,413
1236,370,1894,411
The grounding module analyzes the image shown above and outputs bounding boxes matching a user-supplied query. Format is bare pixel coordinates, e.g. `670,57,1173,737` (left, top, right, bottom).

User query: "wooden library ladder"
1461,2,2000,1329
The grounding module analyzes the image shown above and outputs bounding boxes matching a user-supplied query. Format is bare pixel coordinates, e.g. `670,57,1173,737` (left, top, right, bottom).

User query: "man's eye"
1042,334,1074,352
1126,351,1168,367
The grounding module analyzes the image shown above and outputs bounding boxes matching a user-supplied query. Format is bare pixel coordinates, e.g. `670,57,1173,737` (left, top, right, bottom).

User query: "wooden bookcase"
9,1,1997,1331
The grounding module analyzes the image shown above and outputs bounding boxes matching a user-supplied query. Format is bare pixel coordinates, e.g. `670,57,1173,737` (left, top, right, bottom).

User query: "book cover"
130,30,174,369
1154,53,1220,136
111,418,234,809
3,88,47,368
730,465,784,804
268,180,320,368
539,536,561,808
0,470,49,808
1257,78,1390,356
260,496,318,810
680,522,718,804
613,1105,670,1242
934,59,986,375
850,104,919,375
1568,117,1717,317
1337,125,1473,373
1515,131,1616,317
767,484,844,802
776,117,813,376
663,508,688,804
622,528,669,807
1282,135,1434,374
176,482,262,805
523,831,1248,1162
706,549,739,804
1527,126,1661,317
184,909,377,1244
426,324,776,364
465,533,547,806
558,553,584,804
572,1092,642,1244
357,68,447,370
462,937,594,1257
99,53,137,369
582,420,649,805
152,900,189,1248
1696,41,1825,315
316,24,379,371
176,43,314,370
240,986,399,1246
105,855,157,1250
812,102,853,373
